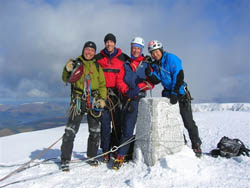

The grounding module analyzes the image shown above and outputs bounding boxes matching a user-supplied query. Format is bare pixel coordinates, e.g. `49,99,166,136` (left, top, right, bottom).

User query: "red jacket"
95,48,129,94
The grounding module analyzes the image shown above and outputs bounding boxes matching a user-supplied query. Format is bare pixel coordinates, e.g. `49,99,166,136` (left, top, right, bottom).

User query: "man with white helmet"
112,37,154,170
146,40,202,158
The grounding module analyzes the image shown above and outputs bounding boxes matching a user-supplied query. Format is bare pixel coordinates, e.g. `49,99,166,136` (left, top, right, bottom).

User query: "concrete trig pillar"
133,97,184,166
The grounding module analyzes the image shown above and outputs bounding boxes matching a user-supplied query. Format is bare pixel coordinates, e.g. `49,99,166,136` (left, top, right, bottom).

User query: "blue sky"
0,0,249,102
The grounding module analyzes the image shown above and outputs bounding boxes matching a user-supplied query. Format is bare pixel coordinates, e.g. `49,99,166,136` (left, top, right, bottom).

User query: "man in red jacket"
95,33,129,162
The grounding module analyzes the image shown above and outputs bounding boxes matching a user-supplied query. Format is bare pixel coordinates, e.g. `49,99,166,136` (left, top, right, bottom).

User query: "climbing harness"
67,61,104,120
106,88,122,144
184,84,193,101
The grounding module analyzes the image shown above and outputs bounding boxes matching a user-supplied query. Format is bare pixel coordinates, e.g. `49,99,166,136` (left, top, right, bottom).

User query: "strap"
77,56,94,75
95,52,129,62
102,68,120,73
236,139,250,157
84,75,91,109
135,61,143,72
210,149,220,158
71,85,83,94
117,53,129,62
130,62,137,71
94,61,100,72
106,88,120,111
184,85,193,101
94,53,104,61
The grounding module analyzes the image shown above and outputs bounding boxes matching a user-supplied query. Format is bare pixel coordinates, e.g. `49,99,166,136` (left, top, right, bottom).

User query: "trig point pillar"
133,97,184,166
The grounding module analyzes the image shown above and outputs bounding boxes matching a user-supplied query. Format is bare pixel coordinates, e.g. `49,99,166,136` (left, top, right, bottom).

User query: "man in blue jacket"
146,40,202,157
112,37,154,170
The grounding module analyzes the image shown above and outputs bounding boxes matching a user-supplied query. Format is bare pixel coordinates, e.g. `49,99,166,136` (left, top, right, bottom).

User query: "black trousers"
179,100,202,148
61,112,100,161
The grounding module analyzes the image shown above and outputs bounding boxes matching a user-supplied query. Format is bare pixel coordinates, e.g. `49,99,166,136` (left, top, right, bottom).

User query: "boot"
102,154,110,163
87,159,99,167
112,154,125,170
193,143,202,158
61,160,70,172
112,151,118,159
124,154,132,163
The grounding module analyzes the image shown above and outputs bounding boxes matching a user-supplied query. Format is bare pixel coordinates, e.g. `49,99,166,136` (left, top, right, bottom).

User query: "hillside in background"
192,103,250,112
0,101,249,137
0,100,69,137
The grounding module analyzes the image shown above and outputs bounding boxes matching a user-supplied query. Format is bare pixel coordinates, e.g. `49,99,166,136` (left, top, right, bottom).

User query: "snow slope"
0,103,249,188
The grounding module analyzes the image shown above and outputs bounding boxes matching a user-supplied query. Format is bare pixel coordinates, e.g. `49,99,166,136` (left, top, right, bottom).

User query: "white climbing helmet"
148,40,163,53
131,37,145,48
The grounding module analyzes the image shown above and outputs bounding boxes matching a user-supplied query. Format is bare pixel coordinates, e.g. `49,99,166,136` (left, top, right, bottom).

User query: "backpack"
211,136,250,158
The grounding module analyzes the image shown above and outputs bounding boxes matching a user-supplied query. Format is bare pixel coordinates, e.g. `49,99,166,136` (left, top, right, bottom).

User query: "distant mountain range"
1,99,249,137
0,100,87,137
192,103,250,112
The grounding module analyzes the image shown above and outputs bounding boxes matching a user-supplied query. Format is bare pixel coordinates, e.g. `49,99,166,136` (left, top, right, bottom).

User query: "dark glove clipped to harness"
126,86,140,99
144,55,152,63
170,94,178,104
145,66,161,85
162,89,170,97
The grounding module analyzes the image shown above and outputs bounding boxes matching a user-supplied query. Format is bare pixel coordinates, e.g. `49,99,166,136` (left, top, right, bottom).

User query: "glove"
96,98,106,108
170,94,178,104
145,55,152,63
146,68,161,85
126,86,140,99
135,77,144,85
65,59,74,72
162,89,170,97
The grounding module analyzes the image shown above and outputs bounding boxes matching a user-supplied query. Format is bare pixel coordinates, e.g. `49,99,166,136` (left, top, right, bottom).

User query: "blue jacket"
123,56,153,91
150,52,186,97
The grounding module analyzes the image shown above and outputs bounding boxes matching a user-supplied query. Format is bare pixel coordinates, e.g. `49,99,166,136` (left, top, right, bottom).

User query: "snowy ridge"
192,103,250,112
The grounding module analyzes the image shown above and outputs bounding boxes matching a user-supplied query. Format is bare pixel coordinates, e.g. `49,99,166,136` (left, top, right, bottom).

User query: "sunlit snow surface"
0,103,249,188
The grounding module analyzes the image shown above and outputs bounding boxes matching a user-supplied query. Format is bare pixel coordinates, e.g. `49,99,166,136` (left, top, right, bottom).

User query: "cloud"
27,89,49,98
0,0,249,102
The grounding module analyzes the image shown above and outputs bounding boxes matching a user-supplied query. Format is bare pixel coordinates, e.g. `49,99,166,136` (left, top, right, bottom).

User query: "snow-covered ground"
0,103,249,188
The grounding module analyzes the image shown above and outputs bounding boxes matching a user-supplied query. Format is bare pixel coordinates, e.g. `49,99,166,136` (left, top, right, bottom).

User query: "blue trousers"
100,106,121,153
118,98,139,156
